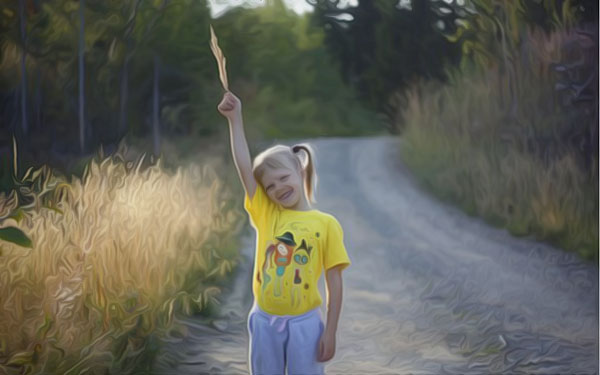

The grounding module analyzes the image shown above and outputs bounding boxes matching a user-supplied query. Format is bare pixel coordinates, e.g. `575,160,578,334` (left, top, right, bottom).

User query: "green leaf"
8,208,25,223
45,205,64,216
0,227,32,248
36,314,54,339
6,350,34,366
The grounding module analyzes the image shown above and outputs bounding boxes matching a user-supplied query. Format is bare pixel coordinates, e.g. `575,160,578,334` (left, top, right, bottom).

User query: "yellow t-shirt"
244,185,351,316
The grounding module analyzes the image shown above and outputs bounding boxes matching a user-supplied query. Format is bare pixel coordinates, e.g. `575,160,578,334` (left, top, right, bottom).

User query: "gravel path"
155,136,598,374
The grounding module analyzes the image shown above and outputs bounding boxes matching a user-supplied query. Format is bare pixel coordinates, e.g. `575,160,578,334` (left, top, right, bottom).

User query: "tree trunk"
118,0,142,139
501,0,518,119
118,54,130,138
19,0,28,137
34,68,42,131
78,0,86,154
152,54,161,156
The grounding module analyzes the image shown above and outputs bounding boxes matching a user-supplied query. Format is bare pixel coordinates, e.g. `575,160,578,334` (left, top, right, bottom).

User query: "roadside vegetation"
0,143,243,373
397,4,598,262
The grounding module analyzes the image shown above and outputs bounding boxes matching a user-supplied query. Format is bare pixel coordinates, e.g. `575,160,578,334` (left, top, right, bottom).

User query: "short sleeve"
244,185,276,229
324,216,351,271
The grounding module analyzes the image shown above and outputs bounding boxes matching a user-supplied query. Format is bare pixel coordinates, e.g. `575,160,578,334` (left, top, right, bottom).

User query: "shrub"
0,148,243,373
399,29,598,262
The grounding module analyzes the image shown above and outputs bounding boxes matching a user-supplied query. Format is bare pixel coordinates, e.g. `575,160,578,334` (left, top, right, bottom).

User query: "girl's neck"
288,195,313,212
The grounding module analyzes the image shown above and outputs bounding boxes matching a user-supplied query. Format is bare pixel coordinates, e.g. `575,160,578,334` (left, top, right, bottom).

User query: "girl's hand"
317,329,336,362
218,91,242,122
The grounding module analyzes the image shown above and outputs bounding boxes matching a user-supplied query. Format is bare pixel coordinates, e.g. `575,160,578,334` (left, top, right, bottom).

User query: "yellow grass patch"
0,151,243,373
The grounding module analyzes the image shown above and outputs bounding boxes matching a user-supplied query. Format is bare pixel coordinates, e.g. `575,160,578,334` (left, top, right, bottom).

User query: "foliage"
399,28,598,262
0,147,243,373
210,0,381,140
0,0,378,175
309,0,462,119
0,226,32,247
438,0,595,69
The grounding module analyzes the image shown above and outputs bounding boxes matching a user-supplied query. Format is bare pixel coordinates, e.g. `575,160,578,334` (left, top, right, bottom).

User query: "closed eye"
266,184,274,191
280,175,289,181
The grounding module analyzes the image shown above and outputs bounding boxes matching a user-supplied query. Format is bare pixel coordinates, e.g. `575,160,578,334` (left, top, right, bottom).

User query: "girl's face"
261,160,305,209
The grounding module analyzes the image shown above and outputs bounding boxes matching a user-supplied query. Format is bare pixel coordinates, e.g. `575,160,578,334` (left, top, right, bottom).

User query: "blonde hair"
253,143,317,203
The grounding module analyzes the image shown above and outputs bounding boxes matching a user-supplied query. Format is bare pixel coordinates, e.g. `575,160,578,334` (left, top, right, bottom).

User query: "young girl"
217,91,350,375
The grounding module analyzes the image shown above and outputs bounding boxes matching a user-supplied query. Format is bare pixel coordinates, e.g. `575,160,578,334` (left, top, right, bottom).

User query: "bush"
399,29,598,262
0,147,243,373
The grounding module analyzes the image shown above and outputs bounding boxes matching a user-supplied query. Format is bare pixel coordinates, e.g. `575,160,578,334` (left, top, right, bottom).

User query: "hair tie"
292,145,307,166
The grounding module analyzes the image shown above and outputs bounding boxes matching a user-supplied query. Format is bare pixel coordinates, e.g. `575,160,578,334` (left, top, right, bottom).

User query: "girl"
217,91,350,375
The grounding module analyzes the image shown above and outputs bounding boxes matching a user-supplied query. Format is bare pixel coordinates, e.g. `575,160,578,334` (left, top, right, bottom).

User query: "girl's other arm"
217,92,257,199
318,265,344,362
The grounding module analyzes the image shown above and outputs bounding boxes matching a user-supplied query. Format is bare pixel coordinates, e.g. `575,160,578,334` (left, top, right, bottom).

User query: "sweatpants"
247,304,325,375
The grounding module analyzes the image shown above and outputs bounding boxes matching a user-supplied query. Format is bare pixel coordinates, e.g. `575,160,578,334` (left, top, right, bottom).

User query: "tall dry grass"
0,148,243,373
398,29,598,262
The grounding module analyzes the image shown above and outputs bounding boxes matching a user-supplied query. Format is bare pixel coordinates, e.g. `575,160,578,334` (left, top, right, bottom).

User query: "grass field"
0,142,244,373
398,30,598,262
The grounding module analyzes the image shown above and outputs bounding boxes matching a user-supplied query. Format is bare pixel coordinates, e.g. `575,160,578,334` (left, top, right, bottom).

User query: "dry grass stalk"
209,25,229,91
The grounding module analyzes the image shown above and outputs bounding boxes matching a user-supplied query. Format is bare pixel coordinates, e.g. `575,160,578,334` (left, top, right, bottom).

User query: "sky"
207,0,359,18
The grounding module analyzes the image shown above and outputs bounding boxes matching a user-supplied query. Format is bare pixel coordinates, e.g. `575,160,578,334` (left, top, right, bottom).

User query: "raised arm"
218,92,257,199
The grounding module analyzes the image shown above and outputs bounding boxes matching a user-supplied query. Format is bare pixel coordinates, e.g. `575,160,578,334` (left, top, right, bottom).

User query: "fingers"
317,336,336,362
218,92,240,113
318,338,325,362
222,92,237,104
328,347,335,361
218,100,233,112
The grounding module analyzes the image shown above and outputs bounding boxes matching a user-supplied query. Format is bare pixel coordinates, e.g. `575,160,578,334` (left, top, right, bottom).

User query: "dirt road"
155,136,598,374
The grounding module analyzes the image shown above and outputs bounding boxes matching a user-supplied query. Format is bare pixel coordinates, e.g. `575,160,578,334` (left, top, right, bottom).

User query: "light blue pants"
247,304,325,375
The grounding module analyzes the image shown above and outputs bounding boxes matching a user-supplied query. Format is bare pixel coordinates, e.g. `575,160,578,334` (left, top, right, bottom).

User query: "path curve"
156,136,598,374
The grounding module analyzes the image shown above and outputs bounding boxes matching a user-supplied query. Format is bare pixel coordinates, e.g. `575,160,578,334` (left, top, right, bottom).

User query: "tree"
78,0,85,153
118,0,142,138
308,0,461,115
152,53,160,156
18,0,28,137
209,0,379,136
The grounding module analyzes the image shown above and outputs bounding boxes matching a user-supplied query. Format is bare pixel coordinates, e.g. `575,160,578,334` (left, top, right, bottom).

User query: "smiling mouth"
278,190,293,201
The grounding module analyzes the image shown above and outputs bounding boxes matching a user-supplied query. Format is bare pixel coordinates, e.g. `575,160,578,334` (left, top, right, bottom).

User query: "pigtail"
292,143,317,203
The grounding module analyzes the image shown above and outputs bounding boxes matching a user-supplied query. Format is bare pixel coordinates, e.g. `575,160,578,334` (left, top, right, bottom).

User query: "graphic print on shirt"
258,221,318,307
291,238,312,308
